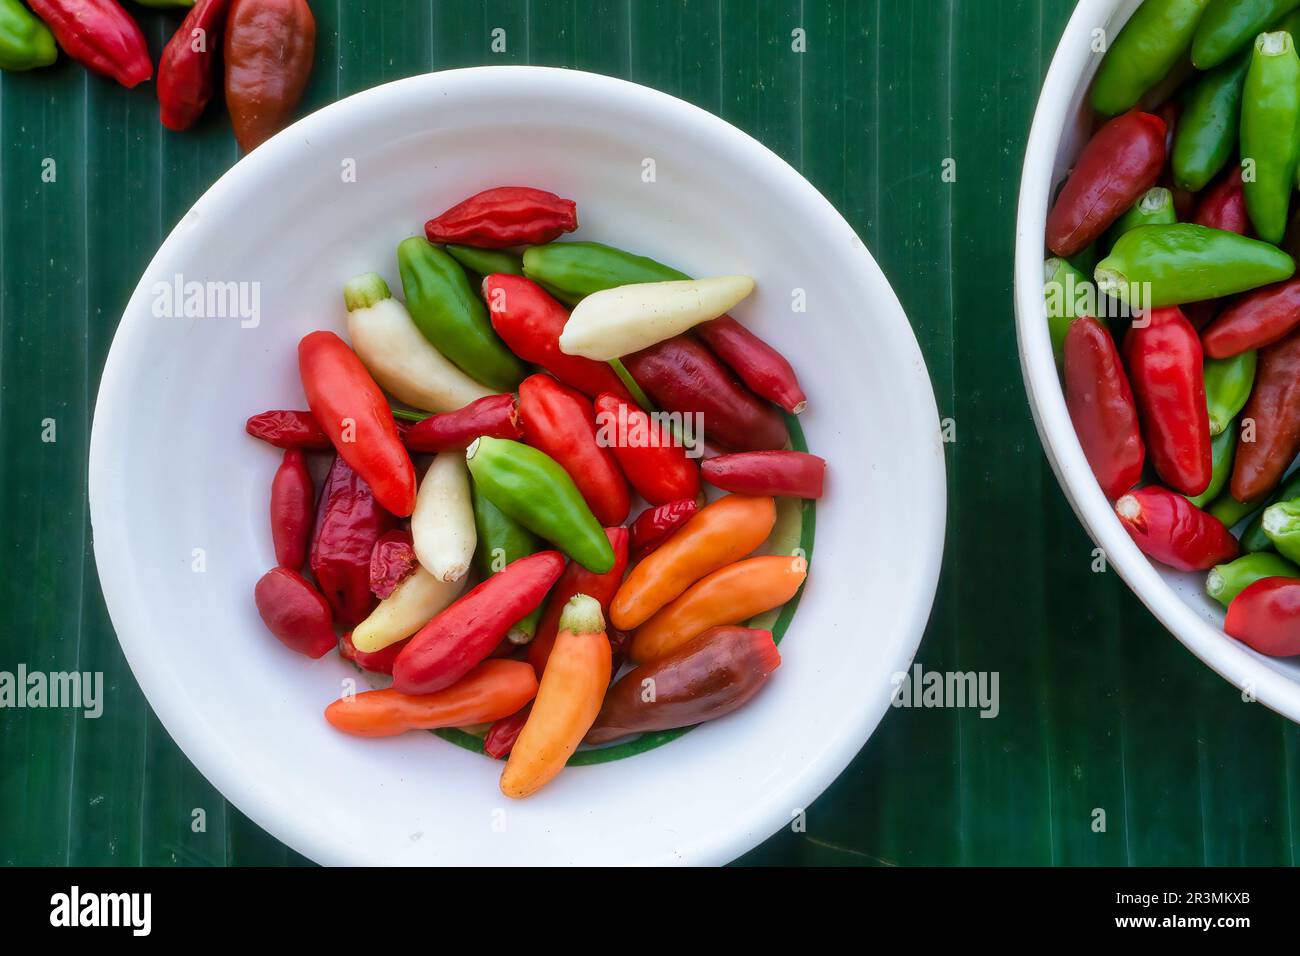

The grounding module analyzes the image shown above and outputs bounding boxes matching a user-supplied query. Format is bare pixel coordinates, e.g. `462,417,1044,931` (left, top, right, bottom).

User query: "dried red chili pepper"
1123,307,1212,497
425,186,578,249
369,528,416,600
701,450,826,499
157,0,229,131
1115,487,1239,572
1202,277,1300,358
310,456,395,629
483,703,531,759
1231,328,1300,502
269,448,313,571
592,392,700,505
629,498,698,562
224,0,315,152
339,631,408,675
694,316,807,415
1194,167,1250,236
401,393,522,453
1046,111,1167,258
527,527,629,677
1224,577,1300,657
1063,316,1145,500
245,409,331,450
27,0,152,88
253,567,337,658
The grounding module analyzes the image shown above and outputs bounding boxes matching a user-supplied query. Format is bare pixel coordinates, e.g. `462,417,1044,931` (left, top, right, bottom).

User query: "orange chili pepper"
610,495,776,631
629,555,807,663
323,659,537,738
500,595,611,798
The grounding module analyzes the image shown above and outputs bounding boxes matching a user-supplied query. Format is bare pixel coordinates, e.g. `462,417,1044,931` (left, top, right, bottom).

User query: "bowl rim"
89,65,949,864
1014,0,1300,724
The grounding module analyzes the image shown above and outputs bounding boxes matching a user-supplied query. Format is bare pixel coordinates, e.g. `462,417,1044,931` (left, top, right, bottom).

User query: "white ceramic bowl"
89,66,946,865
1016,0,1300,722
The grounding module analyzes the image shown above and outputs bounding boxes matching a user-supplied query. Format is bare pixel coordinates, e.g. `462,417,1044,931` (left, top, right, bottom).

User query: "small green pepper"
522,241,687,298
1091,0,1212,115
1172,51,1250,191
1102,187,1178,252
1205,552,1300,607
0,0,56,72
1241,31,1300,243
465,436,615,574
1192,0,1300,68
1044,257,1090,367
445,244,524,279
1208,489,1261,529
1188,425,1237,508
1261,498,1300,561
1242,470,1300,551
471,479,543,644
1204,350,1257,435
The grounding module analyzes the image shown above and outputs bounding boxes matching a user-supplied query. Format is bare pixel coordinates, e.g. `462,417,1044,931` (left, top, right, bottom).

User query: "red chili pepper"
401,393,522,453
624,335,789,451
156,0,229,131
518,373,630,527
28,0,152,89
1224,577,1300,657
298,331,417,517
1063,316,1145,500
483,703,531,759
694,316,807,415
701,450,826,499
245,409,331,450
483,274,633,402
1115,487,1238,571
253,567,337,658
425,186,578,249
392,551,566,695
1046,111,1166,258
629,498,699,562
310,455,395,629
592,392,700,505
528,527,630,677
1231,328,1300,502
1194,167,1250,236
269,448,313,570
1202,278,1300,358
224,0,316,152
339,631,408,675
1122,307,1212,497
369,528,416,600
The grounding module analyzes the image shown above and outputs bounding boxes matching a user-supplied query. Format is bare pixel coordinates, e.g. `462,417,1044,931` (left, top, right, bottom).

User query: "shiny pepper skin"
1115,486,1239,571
401,394,522,453
1202,277,1300,358
1231,327,1300,502
1224,577,1300,657
224,0,316,152
269,448,313,571
1063,317,1145,500
425,186,578,249
253,567,337,658
27,0,152,88
1194,167,1250,235
157,0,230,131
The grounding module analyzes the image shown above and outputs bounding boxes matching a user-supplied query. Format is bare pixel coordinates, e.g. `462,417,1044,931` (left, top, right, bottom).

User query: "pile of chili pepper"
1047,0,1300,660
245,184,827,797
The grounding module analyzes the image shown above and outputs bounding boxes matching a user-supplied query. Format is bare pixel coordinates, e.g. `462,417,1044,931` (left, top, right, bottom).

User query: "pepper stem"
1093,266,1126,300
558,593,605,636
344,272,392,311
1258,31,1291,56
608,358,656,413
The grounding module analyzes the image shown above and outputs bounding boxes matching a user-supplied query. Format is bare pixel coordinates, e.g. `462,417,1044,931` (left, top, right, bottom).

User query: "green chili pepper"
465,436,615,574
396,237,527,392
1208,489,1261,528
1205,552,1300,606
471,479,544,644
522,241,687,298
1261,498,1300,561
1044,257,1090,367
1095,224,1295,307
1204,350,1257,435
1241,470,1300,551
0,0,56,72
1188,425,1237,508
1192,0,1300,68
1102,187,1178,252
1091,0,1212,115
444,244,525,279
1172,52,1250,191
1241,31,1300,243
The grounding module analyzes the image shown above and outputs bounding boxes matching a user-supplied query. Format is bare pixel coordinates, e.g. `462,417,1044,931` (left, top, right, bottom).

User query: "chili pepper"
628,498,699,562
223,0,315,152
1115,486,1239,570
299,331,417,516
326,660,539,738
444,244,524,278
245,409,331,450
253,566,337,658
1231,329,1300,501
27,0,151,87
1063,317,1146,500
156,0,229,131
465,436,615,573
1091,0,1210,114
527,526,629,676
482,273,633,402
1206,552,1300,607
1202,277,1300,357
1044,257,1090,367
425,187,578,249
585,625,781,746
344,272,495,414
1095,224,1295,307
483,704,531,759
592,392,700,506
630,554,807,664
694,315,807,415
1224,576,1300,656
1208,488,1261,528
369,528,416,599
339,631,407,676
350,566,465,653
0,0,56,71
392,551,565,695
269,448,312,571
624,336,788,451
1045,111,1167,257
1192,0,1300,68
411,452,476,583
1240,31,1300,243
612,494,776,631
522,240,687,298
1102,187,1178,252
700,451,827,499
1193,167,1250,235
1203,351,1257,434
401,393,522,453
519,373,630,527
1172,52,1250,191
471,481,544,645
1241,469,1300,550
1188,425,1237,508
1261,498,1300,561
397,238,527,392
500,595,610,799
309,455,394,629
1123,307,1213,496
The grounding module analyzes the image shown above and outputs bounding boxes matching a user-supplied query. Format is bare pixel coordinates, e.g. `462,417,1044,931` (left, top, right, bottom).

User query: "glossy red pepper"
1202,278,1300,358
368,528,416,600
629,498,699,562
1115,487,1239,571
1224,577,1300,657
527,527,630,677
157,0,229,131
695,316,807,415
245,409,331,450
310,456,394,629
1231,328,1300,502
28,0,152,88
1046,111,1167,258
592,392,700,505
1194,167,1250,235
339,631,408,675
518,373,630,527
401,393,522,453
700,450,826,499
425,186,578,249
269,448,313,570
1123,307,1212,497
1063,316,1145,500
483,703,531,759
253,567,337,658
392,551,566,695
224,0,316,152
298,331,417,516
483,274,632,402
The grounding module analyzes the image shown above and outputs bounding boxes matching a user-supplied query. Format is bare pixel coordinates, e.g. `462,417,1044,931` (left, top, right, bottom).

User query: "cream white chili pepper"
411,451,476,583
350,566,466,653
